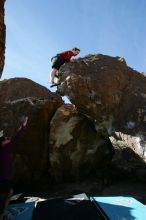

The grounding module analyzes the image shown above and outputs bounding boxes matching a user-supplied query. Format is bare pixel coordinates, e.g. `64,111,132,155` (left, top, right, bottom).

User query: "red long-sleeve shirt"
59,50,74,62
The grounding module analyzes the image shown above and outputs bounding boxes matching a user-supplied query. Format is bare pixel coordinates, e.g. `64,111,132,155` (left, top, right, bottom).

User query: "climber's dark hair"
72,47,80,52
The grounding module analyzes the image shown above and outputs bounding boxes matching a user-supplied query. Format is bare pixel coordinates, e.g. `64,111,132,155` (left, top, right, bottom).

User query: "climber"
50,47,80,87
0,116,28,220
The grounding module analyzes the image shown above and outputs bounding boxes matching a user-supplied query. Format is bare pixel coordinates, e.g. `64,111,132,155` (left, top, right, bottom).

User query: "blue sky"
1,0,146,90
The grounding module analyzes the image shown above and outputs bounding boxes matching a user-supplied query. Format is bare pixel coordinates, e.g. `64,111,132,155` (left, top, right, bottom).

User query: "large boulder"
0,0,6,78
58,54,146,161
49,104,114,182
0,78,63,185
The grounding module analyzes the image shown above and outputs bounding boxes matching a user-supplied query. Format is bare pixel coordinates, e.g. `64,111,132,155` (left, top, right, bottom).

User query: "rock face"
0,78,63,185
0,77,59,103
1,53,146,185
0,0,6,78
59,54,129,123
58,54,146,163
49,104,114,182
0,78,114,185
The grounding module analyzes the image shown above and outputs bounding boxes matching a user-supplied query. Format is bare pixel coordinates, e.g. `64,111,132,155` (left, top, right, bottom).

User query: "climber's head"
72,47,80,56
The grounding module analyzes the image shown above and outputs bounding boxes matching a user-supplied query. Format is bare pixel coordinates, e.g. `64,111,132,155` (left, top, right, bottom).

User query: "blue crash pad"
92,196,146,220
5,202,35,220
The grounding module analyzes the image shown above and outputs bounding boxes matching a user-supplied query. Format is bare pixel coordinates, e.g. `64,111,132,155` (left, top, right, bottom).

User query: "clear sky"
1,0,146,90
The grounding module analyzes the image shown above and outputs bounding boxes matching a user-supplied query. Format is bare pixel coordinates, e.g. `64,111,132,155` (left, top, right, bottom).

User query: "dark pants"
51,55,65,70
0,180,12,215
